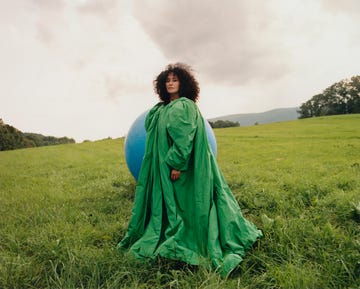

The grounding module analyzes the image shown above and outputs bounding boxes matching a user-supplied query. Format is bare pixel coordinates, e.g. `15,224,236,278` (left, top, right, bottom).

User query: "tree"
208,120,240,128
0,119,75,151
0,122,31,151
298,75,360,118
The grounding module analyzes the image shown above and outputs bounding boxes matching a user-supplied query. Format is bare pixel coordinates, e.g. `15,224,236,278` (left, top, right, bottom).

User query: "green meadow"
0,114,359,289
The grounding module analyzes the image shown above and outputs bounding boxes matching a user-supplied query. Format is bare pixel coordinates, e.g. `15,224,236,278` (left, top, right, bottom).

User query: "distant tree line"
0,118,75,151
208,120,240,128
298,75,360,119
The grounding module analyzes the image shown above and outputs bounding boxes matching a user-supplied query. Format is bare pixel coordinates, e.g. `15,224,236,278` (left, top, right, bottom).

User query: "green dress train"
117,97,263,276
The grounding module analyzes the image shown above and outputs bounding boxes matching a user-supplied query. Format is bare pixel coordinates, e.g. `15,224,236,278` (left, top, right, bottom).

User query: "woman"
117,63,262,276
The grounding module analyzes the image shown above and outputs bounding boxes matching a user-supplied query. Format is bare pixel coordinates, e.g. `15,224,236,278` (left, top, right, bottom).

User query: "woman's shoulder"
147,102,165,116
170,97,197,110
150,101,165,110
167,97,199,121
179,97,195,104
145,102,164,130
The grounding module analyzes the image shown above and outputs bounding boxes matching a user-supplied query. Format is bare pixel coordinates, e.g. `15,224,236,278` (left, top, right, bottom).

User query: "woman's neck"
169,94,180,102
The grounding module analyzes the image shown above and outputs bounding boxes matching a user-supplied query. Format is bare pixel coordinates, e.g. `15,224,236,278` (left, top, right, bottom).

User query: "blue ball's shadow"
124,110,217,180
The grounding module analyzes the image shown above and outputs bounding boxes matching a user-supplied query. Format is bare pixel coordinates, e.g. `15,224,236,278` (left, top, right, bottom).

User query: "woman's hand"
170,169,181,181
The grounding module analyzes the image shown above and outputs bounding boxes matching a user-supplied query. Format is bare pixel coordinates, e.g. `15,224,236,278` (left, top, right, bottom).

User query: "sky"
1,0,359,142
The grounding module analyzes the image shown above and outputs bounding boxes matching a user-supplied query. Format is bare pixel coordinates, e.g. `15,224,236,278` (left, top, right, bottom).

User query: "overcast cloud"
134,0,291,85
1,0,359,142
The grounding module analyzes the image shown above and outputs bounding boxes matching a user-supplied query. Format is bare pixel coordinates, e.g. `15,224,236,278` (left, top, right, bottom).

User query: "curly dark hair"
153,63,200,104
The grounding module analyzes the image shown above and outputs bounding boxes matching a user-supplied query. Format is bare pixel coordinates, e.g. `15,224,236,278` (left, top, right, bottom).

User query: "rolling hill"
208,107,299,126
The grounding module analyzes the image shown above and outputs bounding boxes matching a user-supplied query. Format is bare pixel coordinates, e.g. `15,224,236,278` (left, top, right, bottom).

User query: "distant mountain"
208,107,300,126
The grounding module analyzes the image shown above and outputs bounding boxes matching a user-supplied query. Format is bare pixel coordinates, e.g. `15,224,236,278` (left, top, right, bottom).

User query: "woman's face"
166,72,180,95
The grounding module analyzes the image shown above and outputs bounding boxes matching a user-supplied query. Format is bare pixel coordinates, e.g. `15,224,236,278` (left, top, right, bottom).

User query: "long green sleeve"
165,99,197,171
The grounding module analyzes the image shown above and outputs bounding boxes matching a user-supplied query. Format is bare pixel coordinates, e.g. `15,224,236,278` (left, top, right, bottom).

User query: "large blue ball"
124,110,217,180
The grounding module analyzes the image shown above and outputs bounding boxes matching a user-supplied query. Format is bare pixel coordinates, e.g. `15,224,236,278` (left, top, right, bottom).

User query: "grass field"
0,114,359,288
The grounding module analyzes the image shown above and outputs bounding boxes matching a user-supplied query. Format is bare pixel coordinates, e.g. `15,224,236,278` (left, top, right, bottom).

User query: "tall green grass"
1,114,359,288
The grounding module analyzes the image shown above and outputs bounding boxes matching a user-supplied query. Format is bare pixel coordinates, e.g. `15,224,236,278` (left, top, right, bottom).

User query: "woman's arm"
165,99,198,173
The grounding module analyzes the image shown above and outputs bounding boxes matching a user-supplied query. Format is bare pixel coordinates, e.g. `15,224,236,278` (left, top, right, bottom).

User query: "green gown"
117,97,263,276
